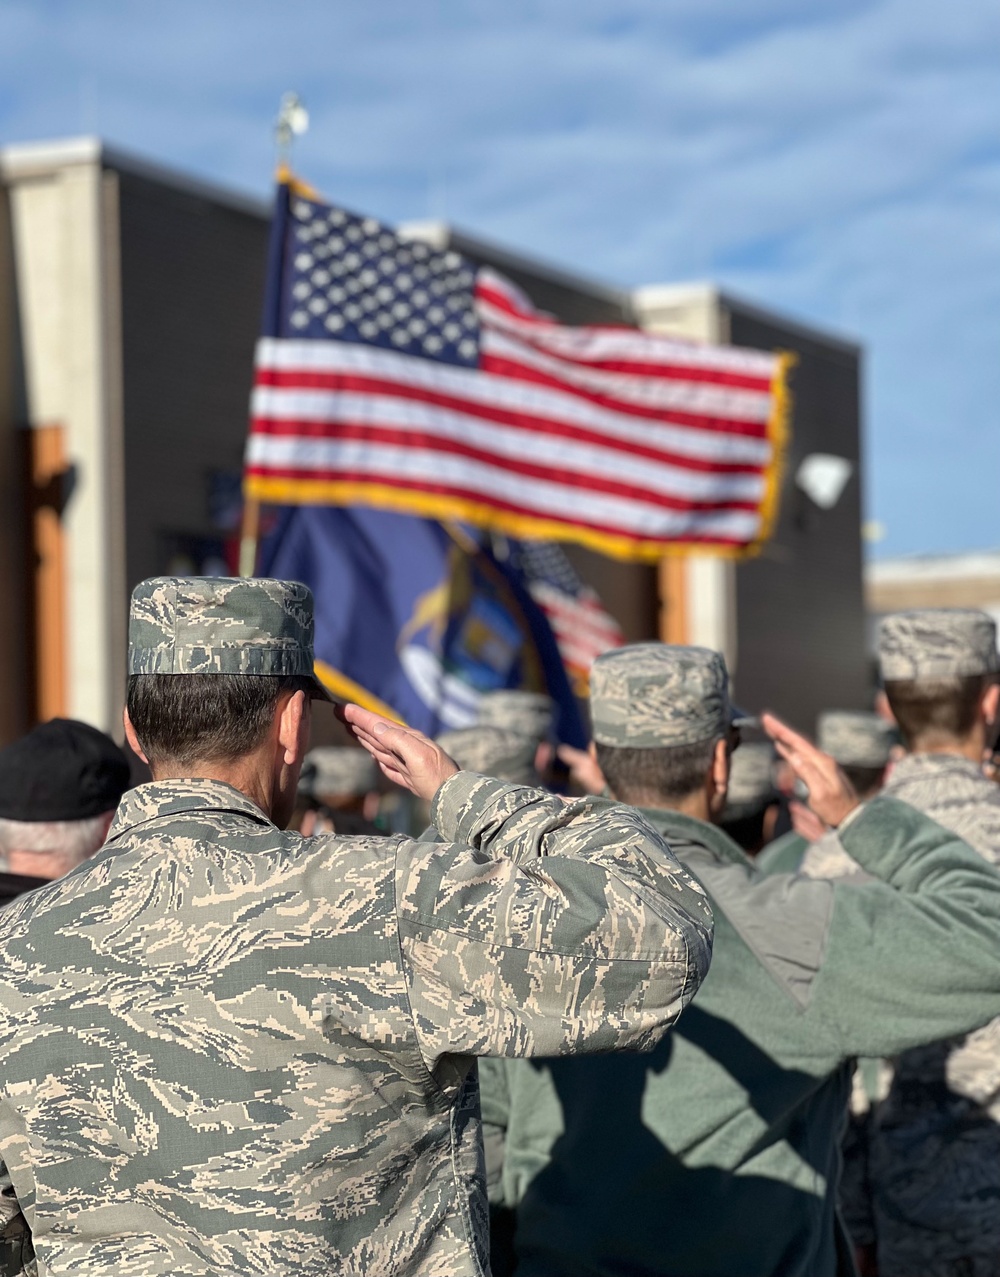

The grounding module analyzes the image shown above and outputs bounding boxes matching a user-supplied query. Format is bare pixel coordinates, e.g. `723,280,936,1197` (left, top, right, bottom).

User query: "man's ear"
711,737,730,800
982,681,1000,729
875,690,895,725
278,690,310,766
123,708,148,765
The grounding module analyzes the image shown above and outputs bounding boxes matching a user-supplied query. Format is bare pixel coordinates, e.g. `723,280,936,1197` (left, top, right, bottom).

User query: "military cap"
0,719,130,822
300,748,379,800
476,690,555,743
878,609,998,682
436,726,539,785
590,643,753,748
722,742,779,821
817,711,895,769
128,576,334,700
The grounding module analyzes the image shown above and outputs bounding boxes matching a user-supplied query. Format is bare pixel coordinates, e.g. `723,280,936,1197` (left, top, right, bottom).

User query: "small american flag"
245,180,791,561
509,540,624,694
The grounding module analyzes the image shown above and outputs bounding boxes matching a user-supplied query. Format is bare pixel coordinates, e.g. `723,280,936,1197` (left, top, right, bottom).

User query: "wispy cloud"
0,0,997,556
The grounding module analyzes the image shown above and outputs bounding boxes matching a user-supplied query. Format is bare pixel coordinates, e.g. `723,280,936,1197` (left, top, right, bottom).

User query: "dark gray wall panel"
116,168,269,590
727,305,868,730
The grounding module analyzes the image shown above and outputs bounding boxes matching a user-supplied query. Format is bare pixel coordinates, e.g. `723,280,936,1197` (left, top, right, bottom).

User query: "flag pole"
239,498,260,578
241,93,311,579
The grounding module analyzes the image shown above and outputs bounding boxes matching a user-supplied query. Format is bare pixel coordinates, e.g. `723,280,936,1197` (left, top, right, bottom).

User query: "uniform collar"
636,804,753,869
888,752,986,785
108,778,274,842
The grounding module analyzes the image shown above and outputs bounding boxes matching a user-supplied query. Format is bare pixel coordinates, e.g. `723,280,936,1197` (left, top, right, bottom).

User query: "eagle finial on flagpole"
275,91,309,176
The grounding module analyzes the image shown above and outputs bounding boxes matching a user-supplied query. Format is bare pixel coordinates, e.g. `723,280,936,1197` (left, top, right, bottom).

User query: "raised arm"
342,706,714,1073
757,714,1000,1057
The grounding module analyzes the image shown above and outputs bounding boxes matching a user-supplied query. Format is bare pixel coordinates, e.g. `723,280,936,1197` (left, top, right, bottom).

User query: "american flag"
508,540,624,693
244,180,792,561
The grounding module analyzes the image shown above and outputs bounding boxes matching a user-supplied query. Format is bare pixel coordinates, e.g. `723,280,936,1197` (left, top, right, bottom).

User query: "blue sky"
1,0,997,559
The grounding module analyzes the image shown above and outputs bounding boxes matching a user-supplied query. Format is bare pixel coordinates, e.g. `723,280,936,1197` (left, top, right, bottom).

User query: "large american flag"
244,180,792,561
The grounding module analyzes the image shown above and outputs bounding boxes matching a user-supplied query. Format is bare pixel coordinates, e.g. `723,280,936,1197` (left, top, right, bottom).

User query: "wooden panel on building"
27,424,69,722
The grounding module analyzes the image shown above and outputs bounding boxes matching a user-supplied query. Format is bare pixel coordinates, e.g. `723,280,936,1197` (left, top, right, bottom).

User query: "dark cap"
0,719,131,822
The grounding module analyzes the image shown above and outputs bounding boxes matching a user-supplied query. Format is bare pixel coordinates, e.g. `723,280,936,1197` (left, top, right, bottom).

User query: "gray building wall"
116,166,269,591
728,302,868,727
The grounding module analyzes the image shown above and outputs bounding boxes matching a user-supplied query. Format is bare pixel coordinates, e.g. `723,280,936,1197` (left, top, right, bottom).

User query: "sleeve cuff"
835,802,866,833
431,771,521,844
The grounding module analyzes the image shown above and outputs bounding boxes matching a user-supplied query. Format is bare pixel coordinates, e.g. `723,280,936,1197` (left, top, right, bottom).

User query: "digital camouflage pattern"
481,793,1000,1277
817,711,895,769
873,752,1000,1277
590,643,752,748
878,608,998,681
128,577,333,699
435,727,538,786
475,691,555,744
721,742,777,820
0,771,712,1276
300,746,379,799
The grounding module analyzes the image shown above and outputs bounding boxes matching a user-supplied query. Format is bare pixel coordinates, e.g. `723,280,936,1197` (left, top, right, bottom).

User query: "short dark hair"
883,674,994,751
841,764,887,801
596,736,718,806
127,674,315,768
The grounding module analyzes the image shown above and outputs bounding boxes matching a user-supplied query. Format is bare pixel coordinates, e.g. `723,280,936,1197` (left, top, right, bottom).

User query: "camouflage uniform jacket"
872,753,1000,1277
0,773,712,1277
481,795,1000,1277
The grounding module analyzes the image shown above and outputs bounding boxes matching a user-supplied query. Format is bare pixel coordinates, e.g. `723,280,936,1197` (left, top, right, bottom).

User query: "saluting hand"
557,744,606,796
761,712,859,830
339,705,459,800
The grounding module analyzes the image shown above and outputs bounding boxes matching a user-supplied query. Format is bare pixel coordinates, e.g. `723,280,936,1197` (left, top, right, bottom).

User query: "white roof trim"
0,135,270,219
635,279,860,353
0,135,102,178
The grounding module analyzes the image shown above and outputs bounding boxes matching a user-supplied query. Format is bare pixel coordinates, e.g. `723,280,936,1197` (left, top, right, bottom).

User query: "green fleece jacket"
755,828,807,875
480,798,1000,1277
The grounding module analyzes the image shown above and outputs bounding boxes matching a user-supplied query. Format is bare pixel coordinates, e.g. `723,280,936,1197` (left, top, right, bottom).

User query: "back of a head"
476,690,555,746
126,576,332,772
817,710,896,799
436,726,539,786
877,609,998,752
0,719,131,872
590,643,749,809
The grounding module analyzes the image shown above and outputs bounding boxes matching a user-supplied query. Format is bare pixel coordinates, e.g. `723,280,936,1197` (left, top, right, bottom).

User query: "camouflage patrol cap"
476,690,555,743
878,609,999,681
817,711,896,769
590,643,753,748
436,726,539,785
300,747,379,800
128,576,334,701
722,742,778,821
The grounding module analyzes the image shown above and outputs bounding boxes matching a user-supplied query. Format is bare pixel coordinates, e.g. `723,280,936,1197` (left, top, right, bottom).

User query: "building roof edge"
635,279,862,353
0,135,271,219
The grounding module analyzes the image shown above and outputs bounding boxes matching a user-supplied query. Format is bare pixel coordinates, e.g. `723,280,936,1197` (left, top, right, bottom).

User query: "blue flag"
258,504,586,746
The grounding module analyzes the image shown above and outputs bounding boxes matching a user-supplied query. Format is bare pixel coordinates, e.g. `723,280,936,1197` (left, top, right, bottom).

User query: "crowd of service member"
0,580,997,1277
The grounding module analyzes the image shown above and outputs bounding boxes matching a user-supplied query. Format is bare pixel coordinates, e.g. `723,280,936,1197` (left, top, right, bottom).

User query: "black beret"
0,719,131,822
